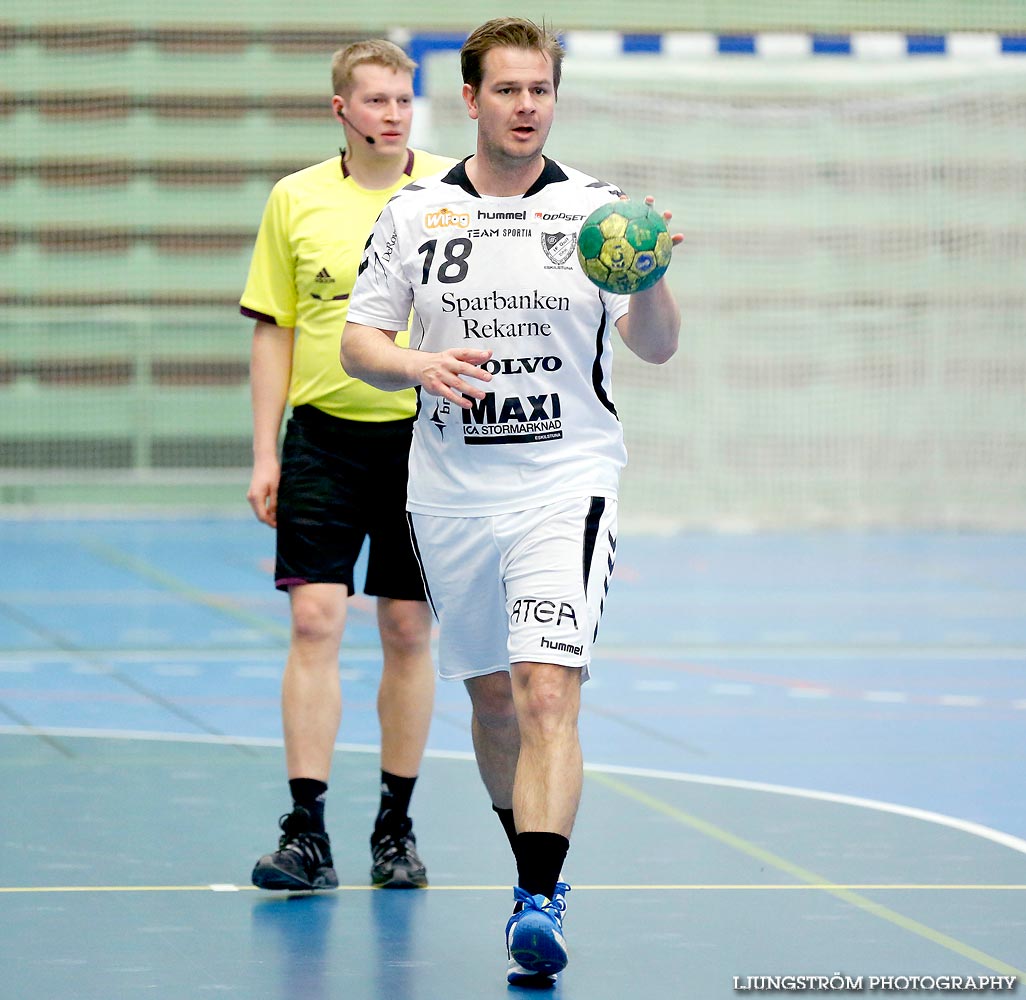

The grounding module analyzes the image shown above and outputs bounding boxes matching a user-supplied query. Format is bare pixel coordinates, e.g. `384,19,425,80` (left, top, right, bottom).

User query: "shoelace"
280,832,327,867
512,882,570,918
548,885,569,916
373,831,412,864
275,813,329,867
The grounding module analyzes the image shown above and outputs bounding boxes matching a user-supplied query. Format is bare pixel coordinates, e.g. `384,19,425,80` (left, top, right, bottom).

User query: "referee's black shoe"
370,819,428,888
251,807,339,891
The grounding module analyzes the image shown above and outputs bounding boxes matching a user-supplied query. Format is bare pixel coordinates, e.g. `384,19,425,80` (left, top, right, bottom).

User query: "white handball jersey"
347,157,632,516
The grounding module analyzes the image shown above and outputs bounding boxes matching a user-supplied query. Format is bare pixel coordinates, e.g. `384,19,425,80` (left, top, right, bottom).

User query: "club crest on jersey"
541,231,576,266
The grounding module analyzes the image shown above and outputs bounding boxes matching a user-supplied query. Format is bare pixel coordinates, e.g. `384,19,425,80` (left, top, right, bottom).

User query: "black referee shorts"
273,405,426,601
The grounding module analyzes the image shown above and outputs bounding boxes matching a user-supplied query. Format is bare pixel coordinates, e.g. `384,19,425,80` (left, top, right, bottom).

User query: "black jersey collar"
339,147,415,180
442,156,568,198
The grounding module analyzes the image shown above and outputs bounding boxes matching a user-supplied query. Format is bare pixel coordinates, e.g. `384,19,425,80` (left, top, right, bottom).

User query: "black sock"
493,805,518,851
513,831,569,901
375,770,417,836
288,778,327,833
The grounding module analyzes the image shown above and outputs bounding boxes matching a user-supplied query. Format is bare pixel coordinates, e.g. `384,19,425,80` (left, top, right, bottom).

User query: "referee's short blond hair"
332,39,417,97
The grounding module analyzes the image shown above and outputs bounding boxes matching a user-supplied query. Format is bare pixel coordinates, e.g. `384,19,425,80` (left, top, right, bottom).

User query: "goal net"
426,53,1026,530
2,21,1024,528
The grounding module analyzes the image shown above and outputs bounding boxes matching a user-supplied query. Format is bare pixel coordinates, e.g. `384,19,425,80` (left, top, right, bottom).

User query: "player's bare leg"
503,660,580,985
465,670,521,811
371,597,434,887
252,582,346,890
508,661,583,838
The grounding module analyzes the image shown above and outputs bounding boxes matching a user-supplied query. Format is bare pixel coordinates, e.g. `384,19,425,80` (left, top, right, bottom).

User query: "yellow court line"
3,883,1026,895
588,771,1026,979
80,539,290,641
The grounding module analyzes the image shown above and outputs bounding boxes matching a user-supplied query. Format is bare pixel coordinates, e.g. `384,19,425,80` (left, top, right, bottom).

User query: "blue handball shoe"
505,882,571,986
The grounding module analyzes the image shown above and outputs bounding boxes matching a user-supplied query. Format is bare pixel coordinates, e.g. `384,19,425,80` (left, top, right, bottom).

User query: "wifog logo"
424,208,470,229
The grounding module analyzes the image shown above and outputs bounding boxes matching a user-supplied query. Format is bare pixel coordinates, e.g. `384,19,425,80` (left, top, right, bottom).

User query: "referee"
240,39,453,891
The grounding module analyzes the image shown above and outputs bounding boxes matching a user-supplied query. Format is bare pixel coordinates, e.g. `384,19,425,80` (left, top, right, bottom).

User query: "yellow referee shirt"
240,149,453,421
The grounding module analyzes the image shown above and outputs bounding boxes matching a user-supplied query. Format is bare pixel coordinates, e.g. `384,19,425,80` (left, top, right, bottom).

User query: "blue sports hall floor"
1,517,1024,998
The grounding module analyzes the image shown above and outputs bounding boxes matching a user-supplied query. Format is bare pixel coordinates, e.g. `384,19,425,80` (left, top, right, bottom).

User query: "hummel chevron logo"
430,404,445,438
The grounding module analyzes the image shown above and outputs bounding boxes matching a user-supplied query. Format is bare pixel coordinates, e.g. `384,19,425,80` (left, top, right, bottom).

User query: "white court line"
591,762,1026,859
852,631,905,644
233,666,281,679
622,645,1026,661
149,665,202,677
787,687,831,699
0,647,382,663
938,694,986,708
710,683,754,696
3,643,1026,663
634,680,678,692
1,726,1024,859
864,691,909,703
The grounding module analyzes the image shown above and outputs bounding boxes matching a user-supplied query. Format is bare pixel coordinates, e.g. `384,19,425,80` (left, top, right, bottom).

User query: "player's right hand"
247,458,281,528
419,348,493,408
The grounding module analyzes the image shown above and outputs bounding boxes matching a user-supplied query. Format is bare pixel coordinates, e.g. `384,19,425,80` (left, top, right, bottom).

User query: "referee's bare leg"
283,582,347,781
376,597,434,779
247,581,345,888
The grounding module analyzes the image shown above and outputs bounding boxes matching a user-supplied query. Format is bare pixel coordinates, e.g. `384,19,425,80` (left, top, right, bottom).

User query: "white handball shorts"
408,495,618,682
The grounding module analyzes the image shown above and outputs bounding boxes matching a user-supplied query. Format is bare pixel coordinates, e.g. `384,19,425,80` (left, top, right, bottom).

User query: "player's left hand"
632,194,681,249
626,194,684,248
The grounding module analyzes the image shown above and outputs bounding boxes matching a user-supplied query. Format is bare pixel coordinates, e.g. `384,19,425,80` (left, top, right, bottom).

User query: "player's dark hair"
460,17,564,95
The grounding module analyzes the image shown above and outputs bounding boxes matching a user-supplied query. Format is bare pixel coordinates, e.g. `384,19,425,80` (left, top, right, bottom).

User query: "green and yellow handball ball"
576,199,673,295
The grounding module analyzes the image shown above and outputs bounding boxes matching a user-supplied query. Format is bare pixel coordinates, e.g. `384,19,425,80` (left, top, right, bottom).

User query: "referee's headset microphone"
337,108,375,144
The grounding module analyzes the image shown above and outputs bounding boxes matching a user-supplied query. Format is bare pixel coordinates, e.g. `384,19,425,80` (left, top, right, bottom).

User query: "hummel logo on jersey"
478,210,527,221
